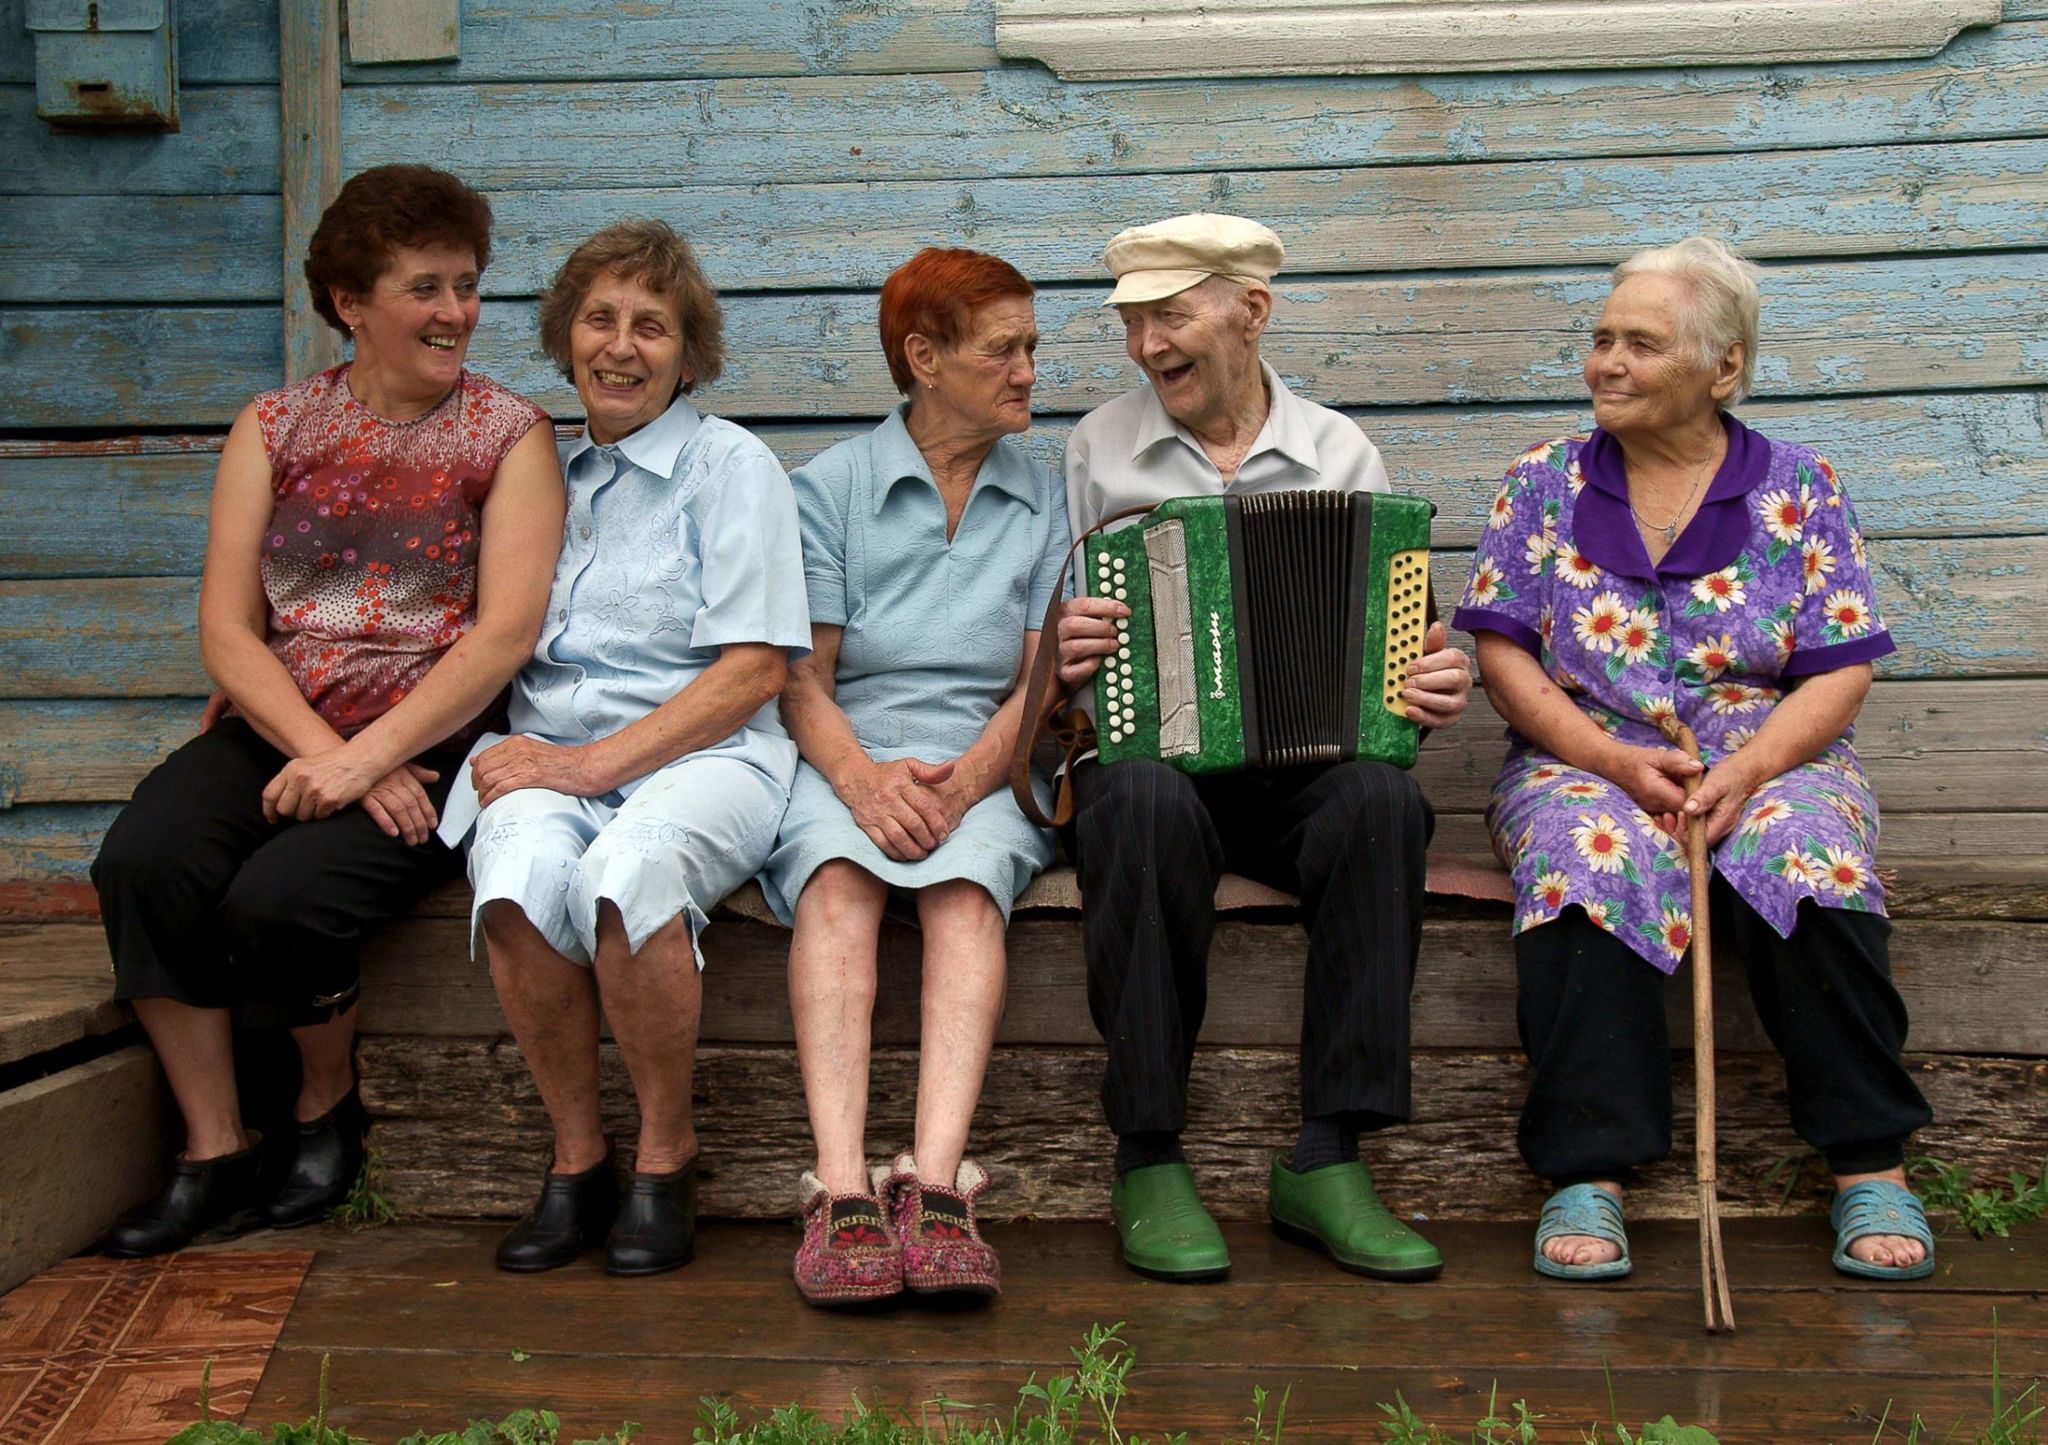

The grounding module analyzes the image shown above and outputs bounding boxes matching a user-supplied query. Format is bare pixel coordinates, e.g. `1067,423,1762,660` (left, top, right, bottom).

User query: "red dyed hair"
878,247,1035,394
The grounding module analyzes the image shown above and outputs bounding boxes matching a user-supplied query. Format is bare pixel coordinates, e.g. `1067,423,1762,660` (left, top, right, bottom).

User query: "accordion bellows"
1086,490,1435,772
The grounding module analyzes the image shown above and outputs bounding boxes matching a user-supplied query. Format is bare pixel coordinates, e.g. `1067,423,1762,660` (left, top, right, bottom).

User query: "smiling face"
1118,276,1269,435
570,269,689,444
911,293,1039,441
333,241,480,406
1583,272,1741,441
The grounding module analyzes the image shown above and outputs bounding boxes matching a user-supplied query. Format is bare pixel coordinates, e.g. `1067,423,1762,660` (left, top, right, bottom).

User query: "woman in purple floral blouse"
1453,237,1933,1285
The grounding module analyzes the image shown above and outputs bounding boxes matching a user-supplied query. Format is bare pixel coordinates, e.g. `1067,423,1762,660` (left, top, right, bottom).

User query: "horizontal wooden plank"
14,904,2039,1054
359,1040,2048,1222
8,679,2039,817
20,390,2048,575
2,535,2029,698
337,22,2048,189
0,194,283,304
0,922,127,1065
0,85,280,197
18,137,2048,303
9,253,2047,429
7,391,2037,578
0,0,999,87
13,22,2048,198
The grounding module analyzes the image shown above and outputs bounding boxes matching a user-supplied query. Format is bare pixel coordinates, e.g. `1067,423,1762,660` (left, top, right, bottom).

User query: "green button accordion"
1085,489,1436,772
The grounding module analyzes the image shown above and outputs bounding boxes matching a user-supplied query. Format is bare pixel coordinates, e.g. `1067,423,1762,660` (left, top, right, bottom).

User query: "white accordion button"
1117,646,1130,660
1114,587,1127,601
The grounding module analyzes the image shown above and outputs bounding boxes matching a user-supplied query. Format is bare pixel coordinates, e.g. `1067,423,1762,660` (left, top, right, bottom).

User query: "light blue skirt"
760,761,1056,924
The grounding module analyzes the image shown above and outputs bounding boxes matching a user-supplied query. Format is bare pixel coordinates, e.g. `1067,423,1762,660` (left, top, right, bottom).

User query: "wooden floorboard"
239,1221,2045,1445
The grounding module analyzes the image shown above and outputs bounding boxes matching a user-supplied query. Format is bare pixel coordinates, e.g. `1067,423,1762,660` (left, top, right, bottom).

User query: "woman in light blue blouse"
766,248,1067,1307
437,221,811,1278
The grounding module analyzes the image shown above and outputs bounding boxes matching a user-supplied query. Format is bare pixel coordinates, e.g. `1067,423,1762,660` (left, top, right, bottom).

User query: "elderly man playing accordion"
1054,214,1472,1282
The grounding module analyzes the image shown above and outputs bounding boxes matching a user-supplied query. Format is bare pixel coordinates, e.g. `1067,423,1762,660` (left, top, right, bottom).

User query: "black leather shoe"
496,1155,620,1273
604,1158,698,1277
262,1088,369,1228
103,1141,268,1257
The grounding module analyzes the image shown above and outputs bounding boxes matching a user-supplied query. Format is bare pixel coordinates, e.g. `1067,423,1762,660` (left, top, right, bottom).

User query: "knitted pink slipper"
875,1153,1001,1298
794,1171,902,1307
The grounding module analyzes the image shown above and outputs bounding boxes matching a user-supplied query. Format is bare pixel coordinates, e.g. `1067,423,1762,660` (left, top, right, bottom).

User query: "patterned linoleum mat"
0,1248,313,1445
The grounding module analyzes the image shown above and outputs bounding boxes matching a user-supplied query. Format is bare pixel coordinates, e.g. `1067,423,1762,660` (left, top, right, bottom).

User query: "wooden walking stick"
1666,720,1737,1333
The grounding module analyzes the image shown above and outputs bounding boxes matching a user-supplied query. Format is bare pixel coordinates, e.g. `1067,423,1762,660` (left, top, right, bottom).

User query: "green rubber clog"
1268,1156,1442,1281
1110,1162,1231,1281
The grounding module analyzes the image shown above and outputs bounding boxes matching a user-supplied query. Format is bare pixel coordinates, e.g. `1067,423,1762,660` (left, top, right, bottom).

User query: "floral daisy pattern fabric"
1452,418,1896,972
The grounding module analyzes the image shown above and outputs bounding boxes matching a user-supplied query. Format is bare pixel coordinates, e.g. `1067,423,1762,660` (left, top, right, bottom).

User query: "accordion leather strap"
1010,505,1158,830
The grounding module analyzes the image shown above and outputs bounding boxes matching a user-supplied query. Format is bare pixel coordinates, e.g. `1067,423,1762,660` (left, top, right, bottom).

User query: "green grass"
325,1145,399,1232
160,1319,2048,1445
1764,1152,2048,1241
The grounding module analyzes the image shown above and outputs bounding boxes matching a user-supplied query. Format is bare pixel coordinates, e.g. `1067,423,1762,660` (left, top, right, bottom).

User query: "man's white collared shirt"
1064,360,1389,535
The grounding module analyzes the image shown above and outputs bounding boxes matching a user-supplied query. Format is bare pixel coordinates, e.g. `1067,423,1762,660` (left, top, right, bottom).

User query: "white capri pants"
466,752,789,968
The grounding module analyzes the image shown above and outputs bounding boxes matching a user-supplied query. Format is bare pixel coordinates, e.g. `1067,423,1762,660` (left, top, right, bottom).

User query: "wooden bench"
11,846,2040,1245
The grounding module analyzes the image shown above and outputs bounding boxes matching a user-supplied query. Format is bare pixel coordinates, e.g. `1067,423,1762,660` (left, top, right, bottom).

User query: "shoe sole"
1130,1252,1220,1285
796,1282,905,1309
1269,1217,1443,1281
605,1244,697,1277
904,1277,1001,1299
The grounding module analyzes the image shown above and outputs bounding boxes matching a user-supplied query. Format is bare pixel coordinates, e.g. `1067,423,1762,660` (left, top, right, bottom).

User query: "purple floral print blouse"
1453,416,1894,972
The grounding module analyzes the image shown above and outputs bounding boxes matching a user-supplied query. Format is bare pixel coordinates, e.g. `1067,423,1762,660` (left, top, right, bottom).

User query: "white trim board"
995,1,2004,80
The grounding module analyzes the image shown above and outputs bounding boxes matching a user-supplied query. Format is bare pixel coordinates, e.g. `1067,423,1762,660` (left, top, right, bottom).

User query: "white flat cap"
1102,212,1285,306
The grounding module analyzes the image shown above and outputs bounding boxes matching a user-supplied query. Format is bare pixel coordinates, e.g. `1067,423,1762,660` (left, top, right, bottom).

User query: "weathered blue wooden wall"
2,0,2044,889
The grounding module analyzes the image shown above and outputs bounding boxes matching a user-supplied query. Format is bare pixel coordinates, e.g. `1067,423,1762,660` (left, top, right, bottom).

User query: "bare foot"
1541,1181,1626,1267
1837,1168,1927,1269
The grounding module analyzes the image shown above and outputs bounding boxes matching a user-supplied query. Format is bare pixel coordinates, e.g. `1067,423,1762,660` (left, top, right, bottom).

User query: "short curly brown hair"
537,220,724,396
303,165,495,335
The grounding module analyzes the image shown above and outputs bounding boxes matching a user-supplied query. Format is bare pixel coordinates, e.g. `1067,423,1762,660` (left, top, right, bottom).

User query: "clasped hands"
840,756,969,863
1056,597,1474,727
1607,742,1760,847
260,747,442,846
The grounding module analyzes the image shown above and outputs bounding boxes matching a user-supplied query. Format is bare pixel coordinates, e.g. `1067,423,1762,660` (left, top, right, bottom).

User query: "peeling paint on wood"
20,137,2048,303
0,540,2035,698
5,391,2038,577
8,255,2045,427
336,22,2048,189
16,22,2048,195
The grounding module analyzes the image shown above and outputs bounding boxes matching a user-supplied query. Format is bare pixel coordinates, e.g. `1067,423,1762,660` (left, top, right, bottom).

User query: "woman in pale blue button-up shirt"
438,222,811,1278
766,249,1067,1306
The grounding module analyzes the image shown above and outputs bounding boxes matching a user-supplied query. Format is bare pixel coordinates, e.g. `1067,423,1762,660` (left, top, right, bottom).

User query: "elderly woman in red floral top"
92,164,564,1255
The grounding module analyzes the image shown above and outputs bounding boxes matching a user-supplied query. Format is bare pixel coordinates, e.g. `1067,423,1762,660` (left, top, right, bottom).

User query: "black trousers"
1069,756,1433,1136
1516,882,1932,1184
92,717,462,1029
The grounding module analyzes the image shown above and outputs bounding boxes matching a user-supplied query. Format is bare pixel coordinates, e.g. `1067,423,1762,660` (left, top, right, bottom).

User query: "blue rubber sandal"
1830,1179,1936,1281
1533,1183,1632,1281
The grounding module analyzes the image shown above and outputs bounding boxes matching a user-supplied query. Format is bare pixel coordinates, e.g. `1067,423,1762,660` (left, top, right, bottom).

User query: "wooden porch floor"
230,1218,2045,1444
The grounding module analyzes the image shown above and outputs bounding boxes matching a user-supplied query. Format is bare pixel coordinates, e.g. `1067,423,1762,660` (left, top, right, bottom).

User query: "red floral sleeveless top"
251,366,548,737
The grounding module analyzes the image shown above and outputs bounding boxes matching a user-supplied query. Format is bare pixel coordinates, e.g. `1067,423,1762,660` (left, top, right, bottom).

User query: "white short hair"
1613,236,1762,403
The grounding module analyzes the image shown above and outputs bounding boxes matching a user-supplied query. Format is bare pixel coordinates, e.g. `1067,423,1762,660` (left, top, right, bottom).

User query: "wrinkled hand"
361,762,442,845
1404,622,1472,728
1603,743,1702,834
262,745,383,824
471,735,605,810
1684,759,1764,848
1056,596,1128,693
198,691,230,733
842,757,958,862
